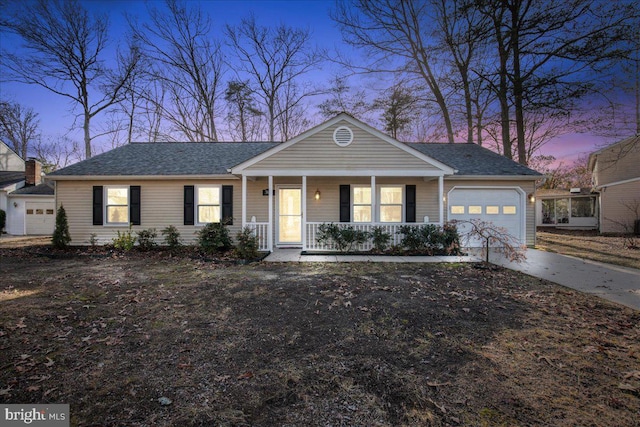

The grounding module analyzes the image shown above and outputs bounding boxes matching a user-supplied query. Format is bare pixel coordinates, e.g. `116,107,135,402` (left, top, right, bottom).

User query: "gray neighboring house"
48,113,542,249
1,141,55,236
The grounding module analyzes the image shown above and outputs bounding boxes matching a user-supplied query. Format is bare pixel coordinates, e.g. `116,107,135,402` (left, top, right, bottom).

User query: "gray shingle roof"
0,171,25,187
49,142,279,176
10,182,55,196
48,141,541,178
407,143,542,176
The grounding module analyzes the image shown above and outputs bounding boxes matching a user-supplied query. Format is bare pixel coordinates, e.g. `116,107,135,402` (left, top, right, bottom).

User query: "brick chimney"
25,159,42,186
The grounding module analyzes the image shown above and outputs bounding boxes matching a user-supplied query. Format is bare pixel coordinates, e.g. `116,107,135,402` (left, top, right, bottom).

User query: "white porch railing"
305,222,439,252
246,221,269,252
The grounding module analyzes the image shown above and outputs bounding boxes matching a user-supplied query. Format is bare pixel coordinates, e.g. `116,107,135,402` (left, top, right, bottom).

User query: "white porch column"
370,175,376,222
438,175,444,225
268,175,274,251
241,175,247,228
302,176,307,251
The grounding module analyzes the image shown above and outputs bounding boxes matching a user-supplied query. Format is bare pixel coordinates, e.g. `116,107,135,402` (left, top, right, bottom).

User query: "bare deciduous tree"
477,0,636,165
2,0,139,158
131,0,223,142
33,135,82,173
226,15,321,141
333,0,457,143
0,100,39,159
317,76,372,120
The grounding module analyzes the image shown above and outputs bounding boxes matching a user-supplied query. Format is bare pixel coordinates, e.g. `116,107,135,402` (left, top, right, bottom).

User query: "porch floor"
264,248,482,263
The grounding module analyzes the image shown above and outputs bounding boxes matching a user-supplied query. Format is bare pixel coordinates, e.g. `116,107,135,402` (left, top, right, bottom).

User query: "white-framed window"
197,185,221,224
105,186,129,225
379,186,403,222
352,186,371,222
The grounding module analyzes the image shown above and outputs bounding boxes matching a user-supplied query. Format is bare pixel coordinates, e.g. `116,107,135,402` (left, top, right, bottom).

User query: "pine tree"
52,205,71,249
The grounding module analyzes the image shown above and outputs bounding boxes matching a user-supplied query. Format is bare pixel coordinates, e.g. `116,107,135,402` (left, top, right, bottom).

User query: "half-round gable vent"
333,126,354,147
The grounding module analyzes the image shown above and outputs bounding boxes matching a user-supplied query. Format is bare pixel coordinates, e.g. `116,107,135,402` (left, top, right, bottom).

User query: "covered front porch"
239,174,446,252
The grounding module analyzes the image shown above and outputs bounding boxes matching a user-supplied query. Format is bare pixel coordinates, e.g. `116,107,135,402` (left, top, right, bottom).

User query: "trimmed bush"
317,223,369,252
113,225,136,251
235,226,259,260
136,228,158,250
370,226,392,252
52,205,71,249
197,222,232,253
161,225,181,248
398,223,461,255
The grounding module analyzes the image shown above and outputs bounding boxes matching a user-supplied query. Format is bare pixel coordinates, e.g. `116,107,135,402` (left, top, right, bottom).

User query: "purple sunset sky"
0,0,632,167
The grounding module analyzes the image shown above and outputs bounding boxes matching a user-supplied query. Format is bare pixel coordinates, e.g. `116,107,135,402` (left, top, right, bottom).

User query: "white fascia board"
240,169,447,177
595,176,640,189
48,174,238,181
231,112,456,175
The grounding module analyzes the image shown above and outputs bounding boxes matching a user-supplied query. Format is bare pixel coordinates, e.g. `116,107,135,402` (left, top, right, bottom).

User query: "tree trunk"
84,112,91,159
510,0,528,165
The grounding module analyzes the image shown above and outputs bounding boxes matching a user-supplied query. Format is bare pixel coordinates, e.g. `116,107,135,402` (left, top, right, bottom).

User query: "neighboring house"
588,135,640,234
535,188,598,229
0,141,26,218
0,141,56,235
47,114,541,249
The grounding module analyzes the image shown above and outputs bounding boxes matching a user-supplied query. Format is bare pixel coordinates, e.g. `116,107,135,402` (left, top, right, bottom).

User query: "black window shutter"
92,186,103,226
222,185,233,225
130,186,141,225
184,185,195,225
339,185,350,222
406,185,416,223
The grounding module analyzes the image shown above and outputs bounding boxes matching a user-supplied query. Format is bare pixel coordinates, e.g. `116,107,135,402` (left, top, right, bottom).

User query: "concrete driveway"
489,248,640,310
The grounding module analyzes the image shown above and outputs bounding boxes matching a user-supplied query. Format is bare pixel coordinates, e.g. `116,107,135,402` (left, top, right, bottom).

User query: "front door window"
278,188,302,244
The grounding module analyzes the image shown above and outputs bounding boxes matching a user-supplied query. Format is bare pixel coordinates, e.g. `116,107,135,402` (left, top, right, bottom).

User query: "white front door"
277,187,302,246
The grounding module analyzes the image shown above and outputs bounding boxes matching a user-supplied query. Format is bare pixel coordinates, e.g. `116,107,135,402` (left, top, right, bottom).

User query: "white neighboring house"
0,141,56,236
0,141,26,216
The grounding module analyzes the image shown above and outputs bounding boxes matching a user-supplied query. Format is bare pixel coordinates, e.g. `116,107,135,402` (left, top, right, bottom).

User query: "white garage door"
448,188,524,247
26,201,55,235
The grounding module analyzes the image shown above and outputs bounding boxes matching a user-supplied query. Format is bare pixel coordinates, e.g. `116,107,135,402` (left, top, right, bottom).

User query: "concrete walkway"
489,249,640,310
265,248,640,310
264,249,481,263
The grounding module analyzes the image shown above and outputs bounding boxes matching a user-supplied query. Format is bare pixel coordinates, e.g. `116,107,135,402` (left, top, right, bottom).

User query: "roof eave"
48,174,237,181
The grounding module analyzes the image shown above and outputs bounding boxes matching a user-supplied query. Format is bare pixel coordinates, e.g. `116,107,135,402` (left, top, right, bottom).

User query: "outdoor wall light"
314,189,321,200
528,193,535,203
13,201,18,208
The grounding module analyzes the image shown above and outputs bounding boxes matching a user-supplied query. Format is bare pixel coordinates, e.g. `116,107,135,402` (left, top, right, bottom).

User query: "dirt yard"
1,248,639,426
537,229,640,270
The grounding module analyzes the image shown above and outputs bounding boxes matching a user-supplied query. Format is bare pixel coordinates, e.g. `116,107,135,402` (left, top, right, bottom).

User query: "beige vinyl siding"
444,179,537,247
246,120,440,172
593,139,640,186
56,179,241,245
599,180,640,233
272,177,439,224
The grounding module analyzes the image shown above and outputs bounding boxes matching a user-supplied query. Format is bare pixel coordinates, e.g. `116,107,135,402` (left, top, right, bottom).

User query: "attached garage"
447,187,526,247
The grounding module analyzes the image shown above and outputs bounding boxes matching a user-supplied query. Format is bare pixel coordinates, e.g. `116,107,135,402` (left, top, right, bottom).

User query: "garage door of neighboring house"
448,187,525,247
25,201,55,235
